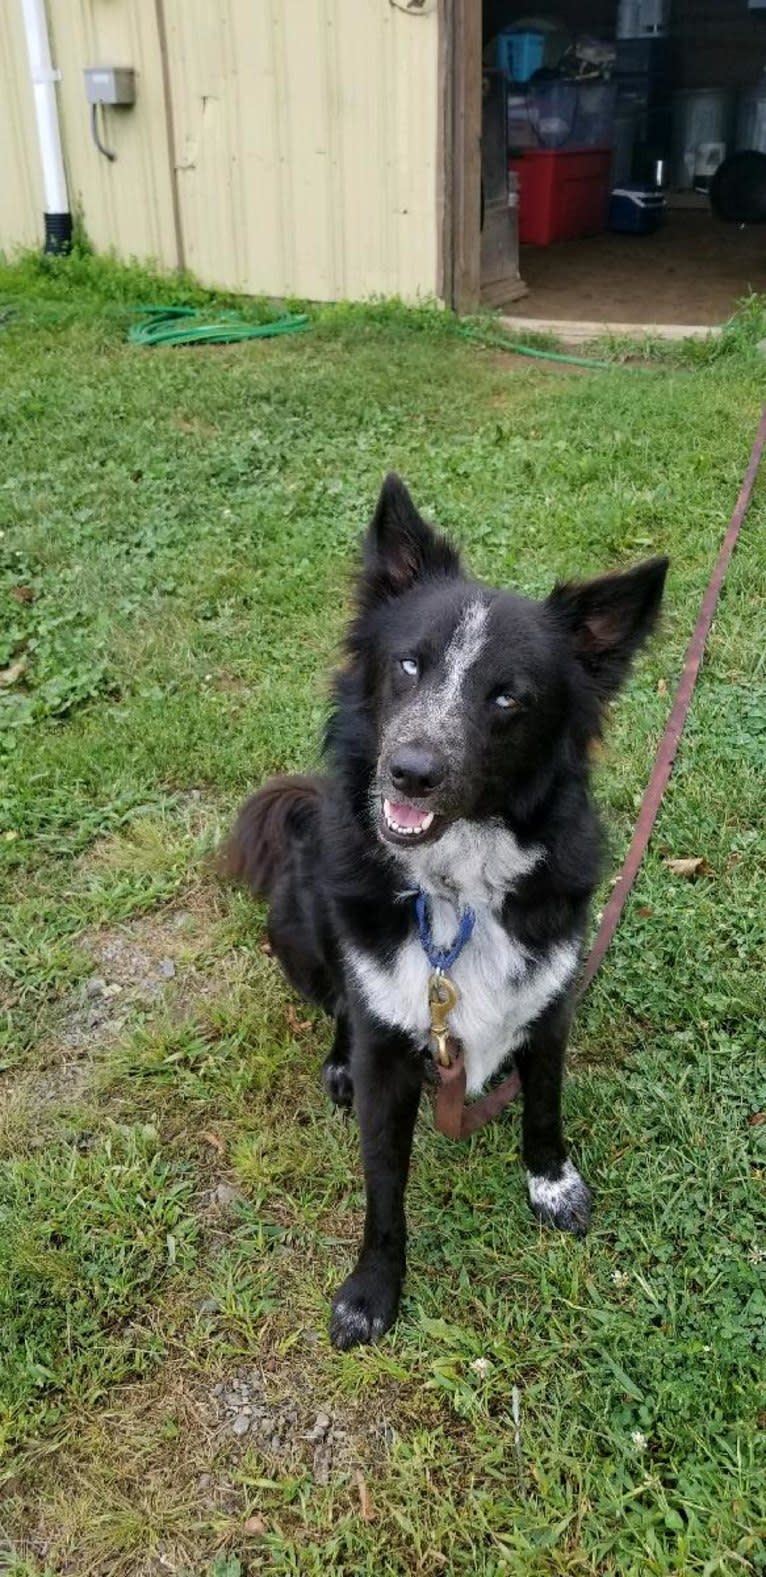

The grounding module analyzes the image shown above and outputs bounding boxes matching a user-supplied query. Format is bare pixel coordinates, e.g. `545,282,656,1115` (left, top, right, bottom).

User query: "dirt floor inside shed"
512,207,766,325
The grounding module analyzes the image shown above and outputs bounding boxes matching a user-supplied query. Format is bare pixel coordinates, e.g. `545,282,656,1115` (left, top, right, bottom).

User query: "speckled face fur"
370,577,574,855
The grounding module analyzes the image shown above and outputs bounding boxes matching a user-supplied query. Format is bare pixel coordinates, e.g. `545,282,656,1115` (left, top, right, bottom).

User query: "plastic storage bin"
617,0,670,36
573,81,618,147
496,29,545,83
609,183,666,232
672,89,733,189
507,91,535,149
527,79,579,147
509,148,612,245
737,85,766,153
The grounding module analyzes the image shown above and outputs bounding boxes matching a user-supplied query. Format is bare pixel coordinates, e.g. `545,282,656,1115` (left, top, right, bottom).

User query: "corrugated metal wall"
48,0,180,268
1,1,43,250
1,0,441,302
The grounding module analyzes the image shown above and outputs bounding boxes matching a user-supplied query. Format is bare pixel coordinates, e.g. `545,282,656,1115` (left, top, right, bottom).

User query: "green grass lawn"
1,252,764,1577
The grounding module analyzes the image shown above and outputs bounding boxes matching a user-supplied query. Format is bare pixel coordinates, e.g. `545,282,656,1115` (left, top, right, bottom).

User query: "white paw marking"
526,1159,584,1213
333,1299,384,1340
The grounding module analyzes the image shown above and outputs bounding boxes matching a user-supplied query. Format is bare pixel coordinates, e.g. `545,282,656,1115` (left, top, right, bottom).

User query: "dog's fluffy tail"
220,775,322,899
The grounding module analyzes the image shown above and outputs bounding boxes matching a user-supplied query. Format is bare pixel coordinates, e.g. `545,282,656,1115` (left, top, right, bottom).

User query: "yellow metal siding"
46,0,179,268
164,0,440,300
1,0,440,301
0,1,43,252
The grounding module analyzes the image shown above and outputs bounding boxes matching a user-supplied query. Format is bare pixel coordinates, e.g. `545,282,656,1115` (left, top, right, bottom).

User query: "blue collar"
415,891,476,972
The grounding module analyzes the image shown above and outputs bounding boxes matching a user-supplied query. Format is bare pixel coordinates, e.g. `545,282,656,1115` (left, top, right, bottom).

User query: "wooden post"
440,0,482,312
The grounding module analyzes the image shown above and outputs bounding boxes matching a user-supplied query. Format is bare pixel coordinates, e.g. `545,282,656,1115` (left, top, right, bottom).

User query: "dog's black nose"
389,745,447,798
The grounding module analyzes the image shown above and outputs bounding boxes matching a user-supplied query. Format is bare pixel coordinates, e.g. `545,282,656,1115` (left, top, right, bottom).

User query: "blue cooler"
609,183,666,233
496,29,545,83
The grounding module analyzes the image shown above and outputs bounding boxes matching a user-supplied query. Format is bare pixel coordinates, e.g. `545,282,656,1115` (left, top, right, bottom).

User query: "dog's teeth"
382,800,434,838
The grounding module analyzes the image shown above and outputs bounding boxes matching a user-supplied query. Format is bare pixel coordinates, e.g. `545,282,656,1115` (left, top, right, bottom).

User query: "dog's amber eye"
400,658,419,678
493,691,519,711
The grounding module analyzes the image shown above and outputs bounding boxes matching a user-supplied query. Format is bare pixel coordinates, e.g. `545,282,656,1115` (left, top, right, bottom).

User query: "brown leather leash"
431,1039,522,1140
431,405,766,1140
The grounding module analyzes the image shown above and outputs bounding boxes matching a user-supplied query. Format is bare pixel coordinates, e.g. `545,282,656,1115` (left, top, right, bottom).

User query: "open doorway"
448,1,766,326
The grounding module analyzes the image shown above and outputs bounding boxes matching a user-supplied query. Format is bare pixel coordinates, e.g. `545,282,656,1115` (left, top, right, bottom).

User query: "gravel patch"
212,1369,358,1485
58,912,207,1053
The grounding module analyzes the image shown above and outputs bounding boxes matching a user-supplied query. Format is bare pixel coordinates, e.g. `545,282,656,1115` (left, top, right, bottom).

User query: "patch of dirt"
1,878,234,1123
210,1366,372,1486
171,413,220,438
210,671,251,693
58,899,218,1055
8,1358,395,1571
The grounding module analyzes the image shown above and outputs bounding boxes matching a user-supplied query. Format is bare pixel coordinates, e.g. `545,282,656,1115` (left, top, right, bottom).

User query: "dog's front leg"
330,1021,422,1350
517,997,592,1237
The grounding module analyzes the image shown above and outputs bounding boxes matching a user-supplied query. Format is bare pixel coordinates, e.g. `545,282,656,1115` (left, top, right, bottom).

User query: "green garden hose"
457,322,622,370
127,305,310,347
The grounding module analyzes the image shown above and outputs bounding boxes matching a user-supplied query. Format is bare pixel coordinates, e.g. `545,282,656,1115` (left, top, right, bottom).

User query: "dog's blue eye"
494,692,518,711
400,658,419,678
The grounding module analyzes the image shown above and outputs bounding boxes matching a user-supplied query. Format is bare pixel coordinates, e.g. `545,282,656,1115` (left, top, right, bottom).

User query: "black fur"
224,475,668,1349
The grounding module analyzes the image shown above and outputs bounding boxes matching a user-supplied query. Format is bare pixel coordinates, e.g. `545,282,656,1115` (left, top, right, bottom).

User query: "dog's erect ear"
359,474,461,608
548,556,669,698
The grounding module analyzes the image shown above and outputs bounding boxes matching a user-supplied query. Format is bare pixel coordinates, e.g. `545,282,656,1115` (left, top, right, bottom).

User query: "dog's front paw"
330,1261,402,1350
322,1054,354,1110
527,1160,592,1237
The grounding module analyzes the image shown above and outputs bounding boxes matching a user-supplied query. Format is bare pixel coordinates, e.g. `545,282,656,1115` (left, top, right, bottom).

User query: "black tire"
710,151,766,224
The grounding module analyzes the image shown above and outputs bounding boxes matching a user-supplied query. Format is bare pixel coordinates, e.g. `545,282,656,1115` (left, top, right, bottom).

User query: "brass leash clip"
428,971,460,1068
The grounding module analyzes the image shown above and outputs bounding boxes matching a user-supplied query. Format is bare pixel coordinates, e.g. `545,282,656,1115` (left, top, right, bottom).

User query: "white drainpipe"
20,0,72,251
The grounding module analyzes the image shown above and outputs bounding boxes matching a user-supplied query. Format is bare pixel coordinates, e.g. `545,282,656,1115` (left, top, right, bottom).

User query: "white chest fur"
346,821,579,1095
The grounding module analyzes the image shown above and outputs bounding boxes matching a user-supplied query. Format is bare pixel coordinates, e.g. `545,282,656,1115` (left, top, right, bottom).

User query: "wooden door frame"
439,0,482,312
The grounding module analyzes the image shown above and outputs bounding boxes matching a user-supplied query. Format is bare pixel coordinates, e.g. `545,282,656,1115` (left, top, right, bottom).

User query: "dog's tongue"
386,800,431,830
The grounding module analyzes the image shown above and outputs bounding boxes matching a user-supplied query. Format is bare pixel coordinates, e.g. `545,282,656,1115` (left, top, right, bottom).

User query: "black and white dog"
225,475,667,1350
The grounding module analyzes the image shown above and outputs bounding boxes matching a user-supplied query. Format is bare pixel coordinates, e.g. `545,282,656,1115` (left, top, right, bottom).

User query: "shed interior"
479,0,766,324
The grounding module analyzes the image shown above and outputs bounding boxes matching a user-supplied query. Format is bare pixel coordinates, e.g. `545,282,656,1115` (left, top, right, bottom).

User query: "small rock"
198,1473,213,1489
232,1414,250,1438
86,977,107,999
224,1391,241,1409
211,1383,223,1397
305,1410,331,1442
314,1447,331,1486
214,1182,241,1208
158,958,176,979
241,1405,252,1416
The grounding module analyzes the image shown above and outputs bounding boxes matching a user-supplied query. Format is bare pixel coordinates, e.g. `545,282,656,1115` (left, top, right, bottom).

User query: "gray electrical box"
84,67,136,106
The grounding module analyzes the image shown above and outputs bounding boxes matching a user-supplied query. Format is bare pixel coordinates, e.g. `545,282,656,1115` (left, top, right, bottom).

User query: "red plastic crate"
509,148,612,246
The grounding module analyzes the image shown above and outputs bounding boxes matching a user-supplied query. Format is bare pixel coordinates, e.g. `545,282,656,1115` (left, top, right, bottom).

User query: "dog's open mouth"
380,797,439,845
